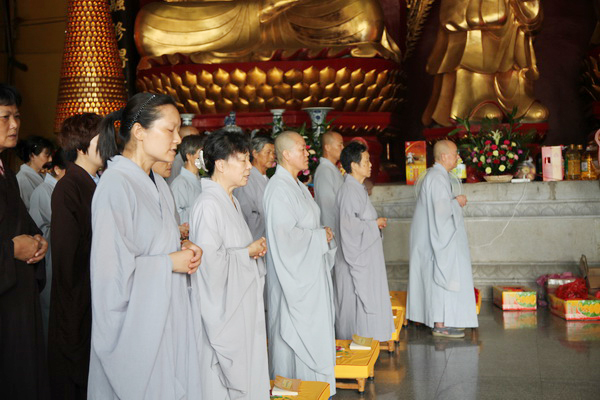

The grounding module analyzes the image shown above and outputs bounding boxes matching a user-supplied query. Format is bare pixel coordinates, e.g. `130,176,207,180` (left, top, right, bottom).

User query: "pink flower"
501,156,507,161
302,169,310,175
491,144,498,150
485,140,492,145
504,140,510,145
514,155,519,160
517,149,523,154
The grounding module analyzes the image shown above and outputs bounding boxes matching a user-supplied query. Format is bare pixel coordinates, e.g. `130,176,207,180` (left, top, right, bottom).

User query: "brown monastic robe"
47,163,96,399
0,160,49,400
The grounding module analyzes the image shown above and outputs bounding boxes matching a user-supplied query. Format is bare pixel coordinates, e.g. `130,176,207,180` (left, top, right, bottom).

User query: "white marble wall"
371,180,600,298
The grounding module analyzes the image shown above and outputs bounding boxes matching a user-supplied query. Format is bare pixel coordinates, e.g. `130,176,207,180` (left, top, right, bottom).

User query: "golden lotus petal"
318,97,332,107
201,99,216,114
380,98,394,112
302,96,318,108
166,87,179,102
216,98,234,114
375,70,389,87
267,96,286,109
236,98,250,112
151,74,162,90
143,76,153,90
308,83,323,98
175,102,185,113
368,96,383,112
160,73,171,88
364,69,377,87
350,69,364,87
303,66,319,85
170,72,182,87
156,88,166,95
191,85,206,102
339,83,353,99
331,97,345,111
240,85,257,101
186,99,201,114
207,83,222,101
273,83,291,100
284,69,303,85
320,67,335,86
379,83,393,98
222,83,239,101
249,97,266,111
198,70,213,87
230,69,246,87
136,79,147,92
365,83,379,98
356,97,370,112
176,85,191,101
343,97,358,112
247,67,267,87
292,83,309,100
353,83,366,98
183,71,197,87
323,83,339,98
285,98,302,110
257,84,273,99
213,68,230,87
335,67,351,86
267,67,284,86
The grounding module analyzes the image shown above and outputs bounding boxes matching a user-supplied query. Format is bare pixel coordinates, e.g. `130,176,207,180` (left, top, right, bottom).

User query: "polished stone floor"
335,302,600,400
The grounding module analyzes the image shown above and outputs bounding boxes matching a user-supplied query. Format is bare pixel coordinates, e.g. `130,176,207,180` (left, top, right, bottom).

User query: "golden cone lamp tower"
54,0,127,132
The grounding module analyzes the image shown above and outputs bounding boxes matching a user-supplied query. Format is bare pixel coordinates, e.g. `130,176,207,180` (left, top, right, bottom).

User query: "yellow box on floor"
492,286,537,311
335,339,380,379
548,294,600,321
270,380,330,400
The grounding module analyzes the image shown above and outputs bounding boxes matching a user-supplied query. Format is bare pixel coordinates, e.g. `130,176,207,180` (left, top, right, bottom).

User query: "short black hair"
51,148,67,170
178,135,204,160
340,141,367,174
0,84,22,107
15,136,54,162
202,129,251,177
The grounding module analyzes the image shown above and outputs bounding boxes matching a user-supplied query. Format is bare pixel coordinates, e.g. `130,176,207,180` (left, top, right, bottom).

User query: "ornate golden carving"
422,0,548,126
405,0,437,61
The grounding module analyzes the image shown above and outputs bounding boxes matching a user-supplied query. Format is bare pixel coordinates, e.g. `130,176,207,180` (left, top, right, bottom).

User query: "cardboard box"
548,294,600,321
405,141,426,185
541,146,563,181
579,254,600,290
493,286,537,311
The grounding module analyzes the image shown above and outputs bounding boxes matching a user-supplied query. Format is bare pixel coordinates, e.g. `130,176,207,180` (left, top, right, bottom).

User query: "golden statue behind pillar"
134,0,401,64
422,0,549,126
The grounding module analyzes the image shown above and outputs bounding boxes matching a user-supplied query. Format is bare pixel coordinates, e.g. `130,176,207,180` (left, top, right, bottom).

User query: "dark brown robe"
0,161,50,399
47,163,95,400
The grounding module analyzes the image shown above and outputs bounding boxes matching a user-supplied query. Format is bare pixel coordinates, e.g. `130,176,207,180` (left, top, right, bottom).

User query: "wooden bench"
380,291,407,352
335,339,380,393
270,380,330,400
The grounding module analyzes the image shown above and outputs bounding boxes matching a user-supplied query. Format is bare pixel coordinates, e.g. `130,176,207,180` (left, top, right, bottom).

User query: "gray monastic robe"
16,163,44,210
171,168,202,224
334,174,394,341
189,178,270,400
407,163,478,328
233,166,268,241
314,157,344,236
29,173,57,339
88,156,201,399
166,152,184,186
263,165,337,395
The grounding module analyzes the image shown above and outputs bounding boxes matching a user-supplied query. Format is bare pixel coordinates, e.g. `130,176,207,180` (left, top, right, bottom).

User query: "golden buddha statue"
422,0,549,126
134,0,401,64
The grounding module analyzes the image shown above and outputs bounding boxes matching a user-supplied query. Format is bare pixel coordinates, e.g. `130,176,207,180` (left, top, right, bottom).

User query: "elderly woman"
16,135,54,210
189,130,269,399
233,134,275,241
334,141,394,342
89,93,203,399
0,83,49,398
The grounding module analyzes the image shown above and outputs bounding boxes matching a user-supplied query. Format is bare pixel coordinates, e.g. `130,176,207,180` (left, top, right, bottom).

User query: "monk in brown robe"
0,84,49,399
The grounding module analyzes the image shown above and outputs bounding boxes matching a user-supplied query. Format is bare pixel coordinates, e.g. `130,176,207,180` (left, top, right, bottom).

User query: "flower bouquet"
449,106,537,178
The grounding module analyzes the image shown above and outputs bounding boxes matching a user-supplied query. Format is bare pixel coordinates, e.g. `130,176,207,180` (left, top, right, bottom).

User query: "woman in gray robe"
88,93,203,399
334,141,394,342
15,136,53,210
189,129,270,399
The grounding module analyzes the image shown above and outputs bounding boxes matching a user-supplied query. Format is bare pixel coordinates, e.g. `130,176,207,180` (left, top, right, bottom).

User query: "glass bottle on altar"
566,144,581,180
581,145,598,180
